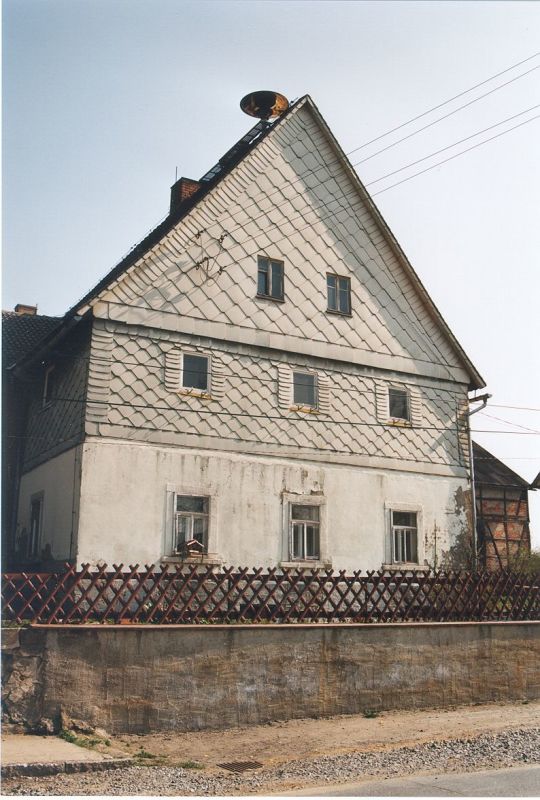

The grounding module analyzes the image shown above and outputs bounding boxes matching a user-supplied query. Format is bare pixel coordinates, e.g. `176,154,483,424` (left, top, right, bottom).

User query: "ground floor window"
391,510,418,563
28,493,43,559
174,495,209,555
290,504,320,560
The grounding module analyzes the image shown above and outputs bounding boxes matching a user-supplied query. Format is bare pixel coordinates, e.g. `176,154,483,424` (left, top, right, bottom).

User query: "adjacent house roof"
473,441,530,489
2,311,62,368
14,95,484,389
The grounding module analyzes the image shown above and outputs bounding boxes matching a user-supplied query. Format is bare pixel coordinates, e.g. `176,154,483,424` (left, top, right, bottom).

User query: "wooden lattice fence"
2,563,539,625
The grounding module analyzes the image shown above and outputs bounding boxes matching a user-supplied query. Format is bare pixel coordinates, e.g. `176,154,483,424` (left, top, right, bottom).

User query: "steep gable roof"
59,96,482,389
2,311,62,367
473,441,530,489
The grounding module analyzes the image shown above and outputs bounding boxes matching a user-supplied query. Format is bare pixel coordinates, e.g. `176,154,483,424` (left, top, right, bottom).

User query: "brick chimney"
14,303,37,316
170,177,201,214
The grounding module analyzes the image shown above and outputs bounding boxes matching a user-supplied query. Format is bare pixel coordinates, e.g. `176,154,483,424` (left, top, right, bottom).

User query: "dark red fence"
2,563,539,625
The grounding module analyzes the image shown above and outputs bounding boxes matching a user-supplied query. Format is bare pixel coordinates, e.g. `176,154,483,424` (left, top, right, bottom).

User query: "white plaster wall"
17,446,81,561
76,439,471,571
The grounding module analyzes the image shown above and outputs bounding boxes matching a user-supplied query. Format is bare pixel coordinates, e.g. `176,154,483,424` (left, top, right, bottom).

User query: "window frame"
28,491,44,559
292,370,318,411
289,503,320,561
388,386,411,424
326,273,352,316
180,351,211,395
280,493,329,568
256,255,285,302
384,503,423,568
42,365,56,408
173,494,210,555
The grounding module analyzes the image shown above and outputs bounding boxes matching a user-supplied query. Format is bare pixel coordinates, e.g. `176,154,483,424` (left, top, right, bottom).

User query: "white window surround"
280,492,331,569
277,365,330,415
180,351,211,396
163,483,222,565
382,501,426,569
164,348,225,401
375,381,421,427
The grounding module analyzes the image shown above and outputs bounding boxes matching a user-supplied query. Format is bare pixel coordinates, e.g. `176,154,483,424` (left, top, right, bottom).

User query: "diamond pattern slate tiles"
100,325,465,468
97,103,463,382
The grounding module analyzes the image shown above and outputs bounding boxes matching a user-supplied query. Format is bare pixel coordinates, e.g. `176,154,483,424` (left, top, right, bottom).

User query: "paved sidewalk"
1,734,131,777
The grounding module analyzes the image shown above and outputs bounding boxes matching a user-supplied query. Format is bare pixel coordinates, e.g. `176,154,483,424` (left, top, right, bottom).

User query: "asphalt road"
287,764,540,796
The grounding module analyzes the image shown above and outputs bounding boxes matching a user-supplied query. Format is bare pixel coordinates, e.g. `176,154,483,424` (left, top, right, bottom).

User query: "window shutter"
164,349,181,391
375,381,389,422
277,365,292,410
210,355,225,400
317,374,330,414
409,386,422,426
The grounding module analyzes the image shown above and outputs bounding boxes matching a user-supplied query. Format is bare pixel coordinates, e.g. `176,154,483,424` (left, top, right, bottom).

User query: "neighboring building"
473,441,532,570
6,94,486,571
2,306,61,565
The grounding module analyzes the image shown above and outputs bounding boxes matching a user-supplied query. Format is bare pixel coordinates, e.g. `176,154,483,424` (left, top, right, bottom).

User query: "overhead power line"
353,64,540,165
13,392,540,435
346,51,540,155
372,113,540,196
366,104,540,186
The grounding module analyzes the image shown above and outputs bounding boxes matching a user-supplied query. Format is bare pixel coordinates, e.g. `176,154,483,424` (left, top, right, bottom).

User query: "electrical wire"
13,392,540,435
476,411,540,434
371,114,540,196
354,64,540,165
346,51,540,155
365,104,540,186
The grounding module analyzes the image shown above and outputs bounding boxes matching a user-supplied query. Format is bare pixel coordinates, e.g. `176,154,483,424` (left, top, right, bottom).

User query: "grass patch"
58,730,110,749
362,709,379,718
178,760,204,770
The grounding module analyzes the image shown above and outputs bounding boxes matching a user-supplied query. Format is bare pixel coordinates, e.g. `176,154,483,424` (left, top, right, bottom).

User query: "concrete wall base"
2,622,539,734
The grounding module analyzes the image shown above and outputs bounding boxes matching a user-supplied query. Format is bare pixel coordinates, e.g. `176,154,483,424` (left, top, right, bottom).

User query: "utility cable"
371,113,540,196
347,51,540,155
365,104,540,186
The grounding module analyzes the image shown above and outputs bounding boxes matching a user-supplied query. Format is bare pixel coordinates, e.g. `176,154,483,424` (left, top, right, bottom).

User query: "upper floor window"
181,353,209,392
290,504,320,561
388,387,410,422
42,365,56,408
293,371,317,409
257,256,284,301
326,274,351,315
391,511,418,564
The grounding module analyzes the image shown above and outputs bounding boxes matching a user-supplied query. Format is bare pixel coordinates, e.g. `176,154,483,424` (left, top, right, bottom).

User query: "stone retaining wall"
2,622,539,733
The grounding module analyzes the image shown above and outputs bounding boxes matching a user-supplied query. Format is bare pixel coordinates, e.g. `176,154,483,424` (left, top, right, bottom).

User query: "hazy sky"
3,0,540,545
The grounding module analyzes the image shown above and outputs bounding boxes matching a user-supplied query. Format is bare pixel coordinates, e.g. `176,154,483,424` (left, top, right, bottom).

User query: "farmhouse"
5,94,486,571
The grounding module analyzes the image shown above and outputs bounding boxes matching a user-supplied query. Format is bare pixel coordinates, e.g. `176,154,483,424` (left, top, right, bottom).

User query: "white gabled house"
11,94,485,572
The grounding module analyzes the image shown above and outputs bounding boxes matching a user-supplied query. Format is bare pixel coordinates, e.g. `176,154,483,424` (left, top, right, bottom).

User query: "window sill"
255,293,285,304
381,563,429,572
280,560,332,570
161,554,223,567
326,308,352,318
386,419,412,427
176,389,212,400
289,405,320,414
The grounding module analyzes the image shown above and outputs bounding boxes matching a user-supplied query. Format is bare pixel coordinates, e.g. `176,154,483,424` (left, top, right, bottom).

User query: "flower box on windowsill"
161,553,223,567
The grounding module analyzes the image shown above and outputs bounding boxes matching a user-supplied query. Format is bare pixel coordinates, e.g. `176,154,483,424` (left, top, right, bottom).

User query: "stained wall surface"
76,439,471,570
4,623,538,733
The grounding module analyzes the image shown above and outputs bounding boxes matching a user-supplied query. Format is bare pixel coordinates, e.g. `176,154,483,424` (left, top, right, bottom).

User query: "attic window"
293,371,317,408
42,365,56,407
326,274,351,315
182,354,209,392
257,256,284,301
388,387,410,422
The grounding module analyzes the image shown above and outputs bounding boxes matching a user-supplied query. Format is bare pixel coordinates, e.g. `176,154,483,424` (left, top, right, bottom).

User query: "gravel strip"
3,727,539,796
